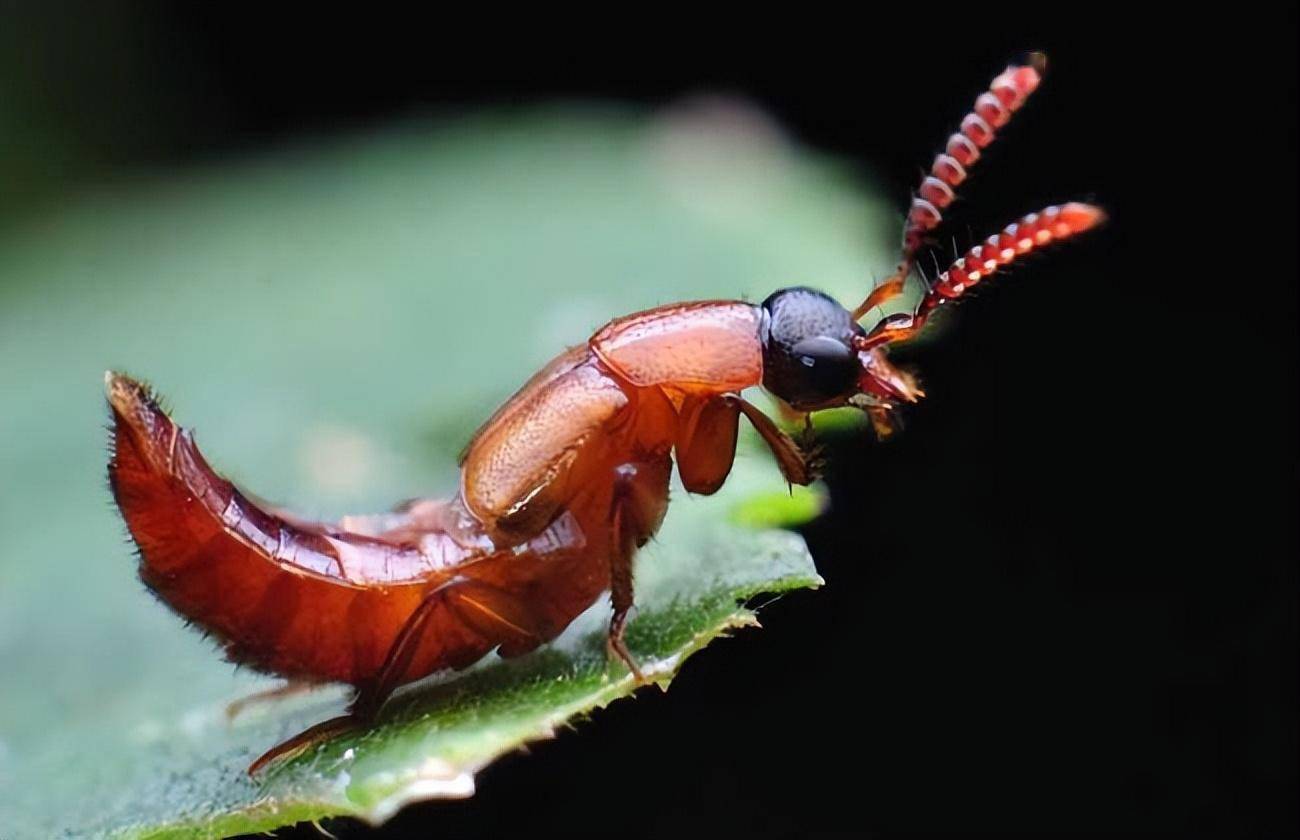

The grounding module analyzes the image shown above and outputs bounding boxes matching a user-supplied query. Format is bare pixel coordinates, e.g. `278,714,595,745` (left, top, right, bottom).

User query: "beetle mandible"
106,52,1103,773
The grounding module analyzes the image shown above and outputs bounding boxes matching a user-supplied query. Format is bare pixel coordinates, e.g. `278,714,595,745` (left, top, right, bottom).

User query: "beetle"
106,52,1102,773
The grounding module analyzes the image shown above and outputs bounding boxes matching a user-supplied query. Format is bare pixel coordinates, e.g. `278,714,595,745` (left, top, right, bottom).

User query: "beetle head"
759,286,923,414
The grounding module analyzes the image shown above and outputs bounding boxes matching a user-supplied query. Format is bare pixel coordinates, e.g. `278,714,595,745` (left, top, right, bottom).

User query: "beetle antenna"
857,202,1105,349
853,52,1047,322
900,52,1047,265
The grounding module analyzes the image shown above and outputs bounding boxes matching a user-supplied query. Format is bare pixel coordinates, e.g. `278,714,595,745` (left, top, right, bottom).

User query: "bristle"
927,202,1104,302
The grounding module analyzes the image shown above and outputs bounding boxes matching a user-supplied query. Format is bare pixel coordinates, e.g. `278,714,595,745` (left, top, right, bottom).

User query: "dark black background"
8,5,1295,836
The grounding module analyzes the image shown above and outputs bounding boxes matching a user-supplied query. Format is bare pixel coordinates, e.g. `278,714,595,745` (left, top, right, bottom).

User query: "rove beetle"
106,52,1103,772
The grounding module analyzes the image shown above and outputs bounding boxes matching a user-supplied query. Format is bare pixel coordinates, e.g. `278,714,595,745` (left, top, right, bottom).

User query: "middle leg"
605,457,671,681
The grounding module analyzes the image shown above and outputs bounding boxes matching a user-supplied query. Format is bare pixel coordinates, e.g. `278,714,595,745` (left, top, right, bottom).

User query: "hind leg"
247,582,461,775
350,578,551,717
225,679,321,721
248,576,549,774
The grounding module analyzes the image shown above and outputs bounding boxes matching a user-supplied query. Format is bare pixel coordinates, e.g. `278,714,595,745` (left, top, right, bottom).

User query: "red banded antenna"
853,52,1048,320
855,202,1105,350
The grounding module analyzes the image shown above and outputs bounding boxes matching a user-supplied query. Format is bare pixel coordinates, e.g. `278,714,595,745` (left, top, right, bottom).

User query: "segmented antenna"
853,52,1048,321
926,201,1103,303
856,202,1105,349
904,52,1047,263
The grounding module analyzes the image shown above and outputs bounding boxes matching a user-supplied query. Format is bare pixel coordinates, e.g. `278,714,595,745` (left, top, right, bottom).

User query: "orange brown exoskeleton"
106,52,1104,774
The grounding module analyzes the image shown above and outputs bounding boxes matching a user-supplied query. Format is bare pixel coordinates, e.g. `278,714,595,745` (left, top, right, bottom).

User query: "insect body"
106,53,1102,773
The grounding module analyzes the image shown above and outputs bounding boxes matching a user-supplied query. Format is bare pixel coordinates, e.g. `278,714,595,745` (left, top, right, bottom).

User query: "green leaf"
0,103,891,838
728,484,828,530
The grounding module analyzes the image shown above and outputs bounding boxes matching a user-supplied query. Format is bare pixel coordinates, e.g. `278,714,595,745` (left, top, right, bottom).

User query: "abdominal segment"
105,373,609,686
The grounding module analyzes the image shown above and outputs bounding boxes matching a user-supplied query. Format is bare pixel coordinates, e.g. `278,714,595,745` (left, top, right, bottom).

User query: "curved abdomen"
106,374,602,685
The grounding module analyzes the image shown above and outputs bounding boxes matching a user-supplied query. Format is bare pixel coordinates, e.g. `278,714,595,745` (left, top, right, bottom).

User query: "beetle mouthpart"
857,350,925,404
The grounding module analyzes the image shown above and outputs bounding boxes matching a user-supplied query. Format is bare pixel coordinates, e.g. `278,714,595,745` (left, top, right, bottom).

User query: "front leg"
724,395,818,487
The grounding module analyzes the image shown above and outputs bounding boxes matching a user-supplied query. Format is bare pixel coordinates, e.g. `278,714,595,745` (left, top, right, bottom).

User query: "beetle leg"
723,395,817,487
607,458,671,682
607,549,641,685
246,577,461,775
675,396,741,495
348,576,552,718
441,580,552,658
246,714,360,776
225,678,321,721
247,575,549,775
864,403,903,440
345,577,470,721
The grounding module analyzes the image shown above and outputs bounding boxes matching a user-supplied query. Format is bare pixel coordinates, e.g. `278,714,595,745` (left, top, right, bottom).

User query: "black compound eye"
789,335,858,398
